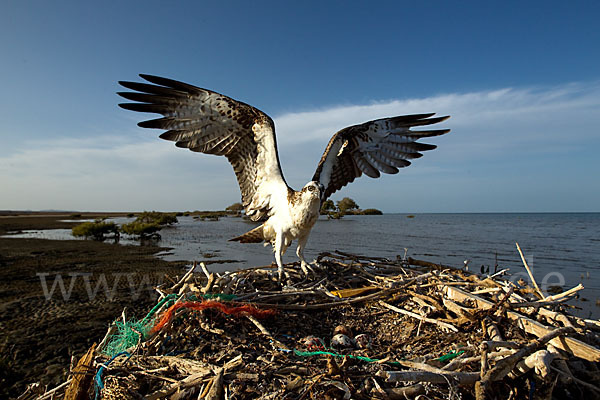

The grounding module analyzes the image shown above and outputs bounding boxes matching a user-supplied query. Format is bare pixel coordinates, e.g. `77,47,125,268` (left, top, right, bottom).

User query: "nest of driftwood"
20,247,600,400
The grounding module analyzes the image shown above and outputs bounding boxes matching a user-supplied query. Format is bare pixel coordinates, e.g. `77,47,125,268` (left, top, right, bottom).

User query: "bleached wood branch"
443,285,600,362
379,301,458,332
515,242,544,299
377,369,479,385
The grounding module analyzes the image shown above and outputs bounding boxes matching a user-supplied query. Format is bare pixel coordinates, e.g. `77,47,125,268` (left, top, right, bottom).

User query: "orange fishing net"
150,300,277,334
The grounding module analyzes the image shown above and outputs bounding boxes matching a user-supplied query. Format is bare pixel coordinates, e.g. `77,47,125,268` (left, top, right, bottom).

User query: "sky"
0,1,599,213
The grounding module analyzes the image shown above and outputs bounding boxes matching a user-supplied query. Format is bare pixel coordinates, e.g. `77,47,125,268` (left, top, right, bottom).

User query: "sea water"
5,213,599,318
153,213,600,318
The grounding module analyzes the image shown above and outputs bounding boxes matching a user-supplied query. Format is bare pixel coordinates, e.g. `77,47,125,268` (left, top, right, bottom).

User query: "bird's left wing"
118,75,289,221
312,114,450,200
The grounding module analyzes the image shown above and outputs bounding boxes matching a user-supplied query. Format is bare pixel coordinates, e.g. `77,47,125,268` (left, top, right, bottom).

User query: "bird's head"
301,181,324,203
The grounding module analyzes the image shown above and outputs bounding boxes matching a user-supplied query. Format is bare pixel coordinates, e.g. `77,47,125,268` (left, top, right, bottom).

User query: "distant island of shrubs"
70,197,381,240
319,197,382,219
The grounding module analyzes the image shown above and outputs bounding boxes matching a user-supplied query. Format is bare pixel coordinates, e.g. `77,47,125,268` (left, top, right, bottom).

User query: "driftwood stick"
236,289,333,302
443,350,515,371
407,289,445,311
475,326,574,400
377,369,479,385
508,299,567,309
487,286,514,316
246,314,290,351
537,307,576,329
252,288,393,310
510,349,556,378
443,285,600,362
479,342,488,380
16,383,44,400
64,343,96,400
223,354,243,371
396,360,451,374
489,268,510,279
550,366,600,394
172,263,195,293
145,356,216,374
145,370,213,400
35,379,73,400
97,324,117,353
384,384,425,399
201,272,215,295
205,367,224,400
484,317,503,341
443,297,474,319
406,256,458,271
541,283,584,302
483,340,520,351
379,300,459,332
199,261,210,280
471,287,502,295
515,242,544,299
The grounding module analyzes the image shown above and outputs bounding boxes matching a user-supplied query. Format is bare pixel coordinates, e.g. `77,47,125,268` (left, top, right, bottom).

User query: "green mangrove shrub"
121,211,178,238
72,220,119,240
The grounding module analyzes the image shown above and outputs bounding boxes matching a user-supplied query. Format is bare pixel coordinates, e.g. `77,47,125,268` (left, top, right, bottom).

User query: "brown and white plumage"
118,75,450,280
119,74,286,222
312,114,450,200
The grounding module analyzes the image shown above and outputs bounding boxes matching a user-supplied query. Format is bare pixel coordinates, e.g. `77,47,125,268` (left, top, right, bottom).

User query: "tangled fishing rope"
101,294,275,357
150,300,277,334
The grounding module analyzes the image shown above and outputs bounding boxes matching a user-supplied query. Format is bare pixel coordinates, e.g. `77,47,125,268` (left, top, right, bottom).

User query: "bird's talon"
300,261,318,278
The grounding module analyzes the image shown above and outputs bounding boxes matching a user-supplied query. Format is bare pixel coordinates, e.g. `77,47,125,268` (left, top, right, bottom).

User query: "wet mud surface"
0,214,187,398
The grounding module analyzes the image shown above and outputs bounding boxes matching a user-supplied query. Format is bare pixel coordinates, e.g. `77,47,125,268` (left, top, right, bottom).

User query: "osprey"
118,75,450,280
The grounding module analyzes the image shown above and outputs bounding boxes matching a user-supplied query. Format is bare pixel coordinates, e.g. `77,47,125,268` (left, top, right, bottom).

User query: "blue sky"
1,1,599,212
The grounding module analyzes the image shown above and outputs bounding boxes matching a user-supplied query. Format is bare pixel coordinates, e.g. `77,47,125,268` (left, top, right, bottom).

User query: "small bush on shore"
136,211,178,225
72,220,119,240
120,221,161,237
120,211,178,238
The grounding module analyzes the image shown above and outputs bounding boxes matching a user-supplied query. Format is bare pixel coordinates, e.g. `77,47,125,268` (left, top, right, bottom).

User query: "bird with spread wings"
118,75,450,281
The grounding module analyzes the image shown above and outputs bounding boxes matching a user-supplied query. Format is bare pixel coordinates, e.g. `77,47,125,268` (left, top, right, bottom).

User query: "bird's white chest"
289,200,320,235
265,191,320,241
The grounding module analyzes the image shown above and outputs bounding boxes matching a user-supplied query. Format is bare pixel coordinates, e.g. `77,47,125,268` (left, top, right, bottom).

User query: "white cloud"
1,81,599,211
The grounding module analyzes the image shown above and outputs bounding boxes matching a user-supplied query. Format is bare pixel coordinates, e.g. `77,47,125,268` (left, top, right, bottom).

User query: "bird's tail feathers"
229,224,265,243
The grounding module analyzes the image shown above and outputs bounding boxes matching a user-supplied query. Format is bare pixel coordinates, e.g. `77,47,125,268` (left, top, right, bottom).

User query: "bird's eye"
308,186,315,192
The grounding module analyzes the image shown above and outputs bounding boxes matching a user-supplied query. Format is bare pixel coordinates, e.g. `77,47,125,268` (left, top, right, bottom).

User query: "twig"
171,263,195,293
515,242,544,299
541,283,584,302
205,367,224,400
97,324,117,353
444,285,600,362
487,286,514,316
253,288,393,310
475,326,574,399
379,300,458,332
35,379,73,400
550,365,600,394
443,350,515,372
377,369,479,385
246,314,290,351
145,370,213,400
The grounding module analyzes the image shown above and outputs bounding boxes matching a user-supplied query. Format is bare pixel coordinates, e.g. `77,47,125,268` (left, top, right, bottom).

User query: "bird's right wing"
312,114,450,200
118,74,290,221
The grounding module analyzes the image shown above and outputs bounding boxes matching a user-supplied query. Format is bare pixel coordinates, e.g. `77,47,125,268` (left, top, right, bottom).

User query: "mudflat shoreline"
0,214,187,398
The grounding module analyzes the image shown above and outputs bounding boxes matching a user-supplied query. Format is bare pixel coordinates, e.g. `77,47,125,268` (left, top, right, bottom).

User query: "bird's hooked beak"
318,183,325,201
